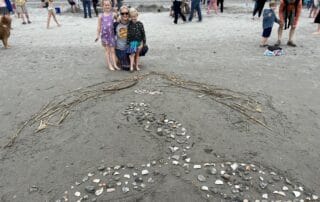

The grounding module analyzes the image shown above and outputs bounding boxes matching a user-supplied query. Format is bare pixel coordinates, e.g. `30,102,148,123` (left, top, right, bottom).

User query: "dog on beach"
0,15,12,49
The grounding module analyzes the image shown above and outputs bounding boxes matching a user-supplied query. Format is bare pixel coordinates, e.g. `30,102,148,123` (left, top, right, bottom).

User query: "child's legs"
47,12,52,28
129,54,135,70
52,12,60,25
261,37,268,45
134,45,143,69
104,45,113,68
110,47,119,68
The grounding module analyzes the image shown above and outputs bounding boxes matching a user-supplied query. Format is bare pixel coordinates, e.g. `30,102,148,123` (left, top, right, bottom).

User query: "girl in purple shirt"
95,0,119,71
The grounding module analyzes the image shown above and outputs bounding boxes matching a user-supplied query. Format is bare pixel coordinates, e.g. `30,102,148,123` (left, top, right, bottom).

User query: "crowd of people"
0,0,319,70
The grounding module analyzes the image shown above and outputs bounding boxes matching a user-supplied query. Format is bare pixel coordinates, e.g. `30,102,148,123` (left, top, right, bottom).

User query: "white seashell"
142,170,149,175
172,161,179,165
141,183,146,188
259,176,264,181
298,186,304,191
235,185,240,189
124,174,130,179
292,191,301,198
273,191,286,196
106,188,115,193
201,186,209,191
133,172,138,176
114,165,121,170
230,163,239,171
282,186,289,191
93,179,100,183
215,180,224,185
185,158,191,163
88,173,94,177
122,187,129,193
312,195,319,200
95,188,103,196
147,163,151,167
74,192,81,197
193,165,201,169
116,182,122,186
113,172,120,176
262,193,268,199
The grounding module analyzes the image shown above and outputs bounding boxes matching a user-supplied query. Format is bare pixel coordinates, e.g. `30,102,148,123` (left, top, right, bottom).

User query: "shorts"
127,41,141,54
16,4,28,14
0,6,9,15
262,27,272,38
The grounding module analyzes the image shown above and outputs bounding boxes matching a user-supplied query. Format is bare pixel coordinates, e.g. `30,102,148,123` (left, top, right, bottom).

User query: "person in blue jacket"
260,1,279,47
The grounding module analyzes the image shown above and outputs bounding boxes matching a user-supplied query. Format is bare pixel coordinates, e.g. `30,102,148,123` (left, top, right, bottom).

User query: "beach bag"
140,44,148,56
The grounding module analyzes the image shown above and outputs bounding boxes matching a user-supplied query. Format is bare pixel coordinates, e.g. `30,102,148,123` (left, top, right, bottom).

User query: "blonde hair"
129,7,139,17
120,5,129,13
103,0,112,6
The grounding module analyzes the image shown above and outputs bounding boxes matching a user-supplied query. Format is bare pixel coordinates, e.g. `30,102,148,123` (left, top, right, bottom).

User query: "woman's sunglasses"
121,12,129,16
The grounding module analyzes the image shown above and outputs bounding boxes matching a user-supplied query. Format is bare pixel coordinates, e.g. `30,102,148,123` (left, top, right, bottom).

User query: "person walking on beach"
217,0,224,13
126,7,146,71
172,0,186,24
275,0,302,47
15,0,31,24
83,0,92,18
313,8,320,34
260,1,279,47
92,0,98,17
207,0,218,15
252,0,267,19
95,0,119,71
189,0,202,21
67,0,77,13
46,0,61,29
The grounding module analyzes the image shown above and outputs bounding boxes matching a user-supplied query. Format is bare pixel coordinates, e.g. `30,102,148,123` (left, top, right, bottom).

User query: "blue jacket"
5,0,13,13
262,9,279,29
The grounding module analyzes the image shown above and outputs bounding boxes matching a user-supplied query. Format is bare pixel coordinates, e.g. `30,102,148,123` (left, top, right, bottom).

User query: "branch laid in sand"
3,71,272,149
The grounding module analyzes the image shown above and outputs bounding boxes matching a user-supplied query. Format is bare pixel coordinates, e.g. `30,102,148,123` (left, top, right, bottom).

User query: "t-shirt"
115,22,128,50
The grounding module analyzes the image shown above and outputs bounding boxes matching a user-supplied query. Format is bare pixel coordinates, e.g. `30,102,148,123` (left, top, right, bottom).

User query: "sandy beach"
0,1,320,201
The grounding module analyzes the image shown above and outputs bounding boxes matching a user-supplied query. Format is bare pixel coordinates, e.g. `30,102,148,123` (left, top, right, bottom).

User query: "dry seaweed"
3,71,270,148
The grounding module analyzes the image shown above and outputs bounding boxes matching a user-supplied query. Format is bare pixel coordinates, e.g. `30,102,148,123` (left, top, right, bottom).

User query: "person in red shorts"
275,0,302,47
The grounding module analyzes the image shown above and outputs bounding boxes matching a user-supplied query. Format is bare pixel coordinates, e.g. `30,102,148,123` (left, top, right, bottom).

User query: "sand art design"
57,102,318,201
2,72,319,201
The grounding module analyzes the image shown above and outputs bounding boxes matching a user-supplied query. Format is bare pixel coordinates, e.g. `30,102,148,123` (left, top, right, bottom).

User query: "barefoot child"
260,1,279,47
95,0,119,71
127,8,146,71
46,0,61,29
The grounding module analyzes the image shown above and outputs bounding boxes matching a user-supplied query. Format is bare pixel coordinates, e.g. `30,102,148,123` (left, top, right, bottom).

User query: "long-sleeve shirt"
127,21,146,45
262,9,279,29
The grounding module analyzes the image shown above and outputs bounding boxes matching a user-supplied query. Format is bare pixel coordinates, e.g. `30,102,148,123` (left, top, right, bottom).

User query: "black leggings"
253,0,266,18
92,0,98,16
217,0,224,13
173,1,186,23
